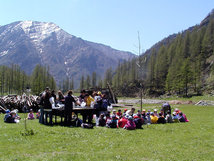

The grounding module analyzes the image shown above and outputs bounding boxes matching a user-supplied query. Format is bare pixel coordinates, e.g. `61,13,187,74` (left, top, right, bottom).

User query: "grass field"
0,104,213,161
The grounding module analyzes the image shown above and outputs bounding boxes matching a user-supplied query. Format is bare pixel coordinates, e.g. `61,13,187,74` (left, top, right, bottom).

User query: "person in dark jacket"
178,112,186,122
98,113,106,127
64,90,79,126
162,102,171,117
157,112,166,124
133,115,143,129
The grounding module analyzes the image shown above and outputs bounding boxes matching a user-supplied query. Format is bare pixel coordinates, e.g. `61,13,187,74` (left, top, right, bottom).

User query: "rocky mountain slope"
0,21,135,87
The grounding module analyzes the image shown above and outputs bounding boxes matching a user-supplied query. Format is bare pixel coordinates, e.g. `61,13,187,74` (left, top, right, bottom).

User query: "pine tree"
92,72,97,88
80,75,85,90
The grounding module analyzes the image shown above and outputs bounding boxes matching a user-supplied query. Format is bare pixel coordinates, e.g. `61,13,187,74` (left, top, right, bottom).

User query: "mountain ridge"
0,21,135,88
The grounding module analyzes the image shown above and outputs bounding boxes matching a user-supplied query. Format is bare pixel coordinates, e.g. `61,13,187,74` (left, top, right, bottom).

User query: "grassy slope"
0,105,213,161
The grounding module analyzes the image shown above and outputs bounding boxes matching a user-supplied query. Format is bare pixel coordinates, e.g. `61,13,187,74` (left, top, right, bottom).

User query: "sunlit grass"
0,104,213,160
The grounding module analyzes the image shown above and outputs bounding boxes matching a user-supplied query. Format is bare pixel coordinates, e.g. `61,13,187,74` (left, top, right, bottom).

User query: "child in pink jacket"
124,116,136,130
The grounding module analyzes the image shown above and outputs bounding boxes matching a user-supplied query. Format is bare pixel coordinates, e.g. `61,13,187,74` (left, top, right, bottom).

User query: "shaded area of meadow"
0,104,213,161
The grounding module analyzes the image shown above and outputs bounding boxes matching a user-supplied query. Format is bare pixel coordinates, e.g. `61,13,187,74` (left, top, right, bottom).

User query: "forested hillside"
105,10,214,97
0,64,57,95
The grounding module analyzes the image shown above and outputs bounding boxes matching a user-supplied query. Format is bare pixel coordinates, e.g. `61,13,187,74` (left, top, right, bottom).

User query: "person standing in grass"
83,93,94,124
64,90,77,126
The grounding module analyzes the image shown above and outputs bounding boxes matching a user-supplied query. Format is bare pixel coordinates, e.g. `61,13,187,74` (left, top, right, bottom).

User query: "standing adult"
162,102,171,117
64,90,77,126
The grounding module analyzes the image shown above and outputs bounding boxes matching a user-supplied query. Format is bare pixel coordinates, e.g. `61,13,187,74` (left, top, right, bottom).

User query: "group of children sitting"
95,107,189,130
4,109,41,123
4,101,189,130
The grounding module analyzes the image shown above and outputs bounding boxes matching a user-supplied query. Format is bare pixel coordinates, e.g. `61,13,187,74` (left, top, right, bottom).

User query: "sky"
0,0,213,53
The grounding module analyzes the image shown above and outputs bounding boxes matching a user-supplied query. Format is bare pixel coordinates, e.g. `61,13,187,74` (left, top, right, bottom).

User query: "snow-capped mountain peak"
18,21,61,41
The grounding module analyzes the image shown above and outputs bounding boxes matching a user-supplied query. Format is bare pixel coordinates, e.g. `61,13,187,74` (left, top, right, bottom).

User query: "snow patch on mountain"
0,50,8,57
19,21,61,40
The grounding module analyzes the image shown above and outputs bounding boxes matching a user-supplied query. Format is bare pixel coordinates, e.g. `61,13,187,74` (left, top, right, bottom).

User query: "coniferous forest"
0,64,56,95
103,11,214,97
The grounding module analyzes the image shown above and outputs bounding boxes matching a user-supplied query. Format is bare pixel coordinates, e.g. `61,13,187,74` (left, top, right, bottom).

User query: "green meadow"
0,104,213,161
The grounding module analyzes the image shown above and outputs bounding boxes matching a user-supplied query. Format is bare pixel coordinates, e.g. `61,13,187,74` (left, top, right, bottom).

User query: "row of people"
4,108,41,123
95,107,189,130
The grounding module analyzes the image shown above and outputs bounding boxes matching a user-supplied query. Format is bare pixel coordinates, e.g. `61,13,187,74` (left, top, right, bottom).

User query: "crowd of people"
95,107,189,130
3,87,189,130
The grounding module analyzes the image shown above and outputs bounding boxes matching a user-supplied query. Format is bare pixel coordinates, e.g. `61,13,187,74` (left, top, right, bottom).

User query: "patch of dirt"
118,99,194,105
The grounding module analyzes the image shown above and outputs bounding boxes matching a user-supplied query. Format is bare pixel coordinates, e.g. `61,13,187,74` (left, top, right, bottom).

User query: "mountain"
110,9,214,97
143,9,214,57
0,21,135,87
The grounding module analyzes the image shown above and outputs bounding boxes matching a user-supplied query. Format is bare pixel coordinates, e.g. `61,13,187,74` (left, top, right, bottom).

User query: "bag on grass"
81,123,93,129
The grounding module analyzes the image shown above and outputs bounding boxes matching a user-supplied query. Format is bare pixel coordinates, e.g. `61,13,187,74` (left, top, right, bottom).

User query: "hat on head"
128,116,133,120
124,109,127,111
97,91,101,95
113,109,116,112
133,115,139,119
11,110,17,114
6,109,10,113
154,109,157,112
142,109,146,112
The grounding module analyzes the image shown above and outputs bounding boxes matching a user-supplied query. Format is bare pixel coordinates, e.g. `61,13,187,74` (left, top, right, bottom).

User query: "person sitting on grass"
11,109,21,120
126,108,135,116
111,109,118,119
146,112,151,124
154,109,159,117
98,113,106,127
116,109,122,118
124,116,136,130
174,108,189,122
4,110,17,123
118,114,128,128
106,115,118,128
141,109,147,124
27,109,35,120
165,110,173,123
172,112,179,123
178,112,186,122
36,109,41,119
157,112,166,124
150,112,158,124
4,110,13,123
133,115,143,129
123,109,127,115
137,110,142,117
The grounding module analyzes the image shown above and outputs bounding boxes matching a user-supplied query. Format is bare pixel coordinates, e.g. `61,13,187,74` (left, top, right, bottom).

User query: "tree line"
102,13,214,97
0,64,57,95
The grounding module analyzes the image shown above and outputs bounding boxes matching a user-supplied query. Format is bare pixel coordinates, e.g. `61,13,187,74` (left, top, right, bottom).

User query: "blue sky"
0,0,213,53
